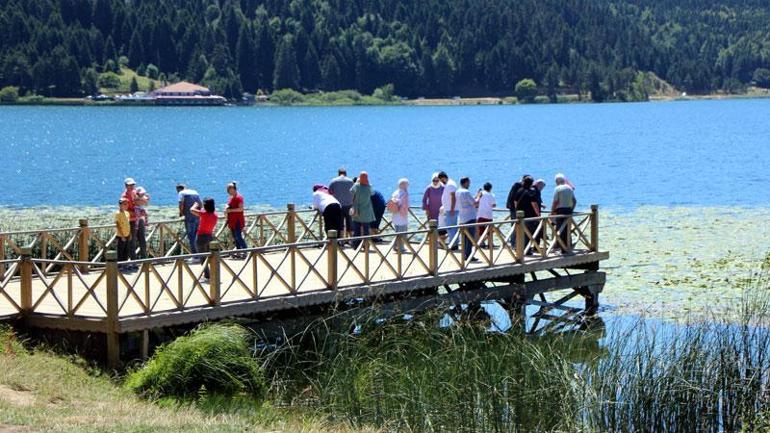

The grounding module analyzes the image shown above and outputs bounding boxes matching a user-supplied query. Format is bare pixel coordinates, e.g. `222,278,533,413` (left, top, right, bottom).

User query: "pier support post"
78,219,90,273
208,241,221,305
590,204,599,252
428,220,438,275
327,230,338,292
20,247,33,315
105,251,120,369
515,211,525,263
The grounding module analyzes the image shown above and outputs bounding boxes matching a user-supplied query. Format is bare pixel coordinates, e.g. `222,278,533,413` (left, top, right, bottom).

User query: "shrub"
270,88,306,105
753,68,770,88
372,83,395,101
146,64,159,80
125,324,267,401
514,78,537,102
97,72,121,89
0,86,20,103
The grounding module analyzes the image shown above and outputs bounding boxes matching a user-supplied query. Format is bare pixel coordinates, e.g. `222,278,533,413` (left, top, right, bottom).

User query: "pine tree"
301,44,321,90
236,24,259,92
128,30,143,68
273,35,300,90
320,54,341,90
432,44,455,96
129,76,139,93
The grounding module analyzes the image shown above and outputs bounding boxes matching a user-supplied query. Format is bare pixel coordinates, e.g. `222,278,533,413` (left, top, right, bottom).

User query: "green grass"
126,324,267,400
99,67,161,95
0,326,377,433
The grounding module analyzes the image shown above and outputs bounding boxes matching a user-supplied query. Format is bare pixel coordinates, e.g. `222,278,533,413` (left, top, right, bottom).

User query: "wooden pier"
0,205,608,367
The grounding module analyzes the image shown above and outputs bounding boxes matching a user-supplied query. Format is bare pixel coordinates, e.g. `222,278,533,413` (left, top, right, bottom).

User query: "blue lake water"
1,99,769,208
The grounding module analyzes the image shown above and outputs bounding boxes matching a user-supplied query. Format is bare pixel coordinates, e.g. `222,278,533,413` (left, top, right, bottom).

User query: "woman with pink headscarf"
349,172,375,247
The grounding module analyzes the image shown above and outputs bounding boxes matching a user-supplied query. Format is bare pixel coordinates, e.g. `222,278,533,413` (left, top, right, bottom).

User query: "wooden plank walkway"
0,206,607,366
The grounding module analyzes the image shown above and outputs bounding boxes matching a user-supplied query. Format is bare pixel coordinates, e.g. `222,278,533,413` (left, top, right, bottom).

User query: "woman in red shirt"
225,182,247,251
191,198,218,282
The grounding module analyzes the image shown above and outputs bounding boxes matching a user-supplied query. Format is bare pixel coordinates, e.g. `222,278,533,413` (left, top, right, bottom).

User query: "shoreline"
2,90,770,107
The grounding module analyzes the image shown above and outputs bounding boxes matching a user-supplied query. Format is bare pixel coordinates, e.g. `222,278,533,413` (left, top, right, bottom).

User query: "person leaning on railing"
176,183,202,254
312,184,342,237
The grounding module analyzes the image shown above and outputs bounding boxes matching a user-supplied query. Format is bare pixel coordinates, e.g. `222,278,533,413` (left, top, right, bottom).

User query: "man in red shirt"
225,181,247,252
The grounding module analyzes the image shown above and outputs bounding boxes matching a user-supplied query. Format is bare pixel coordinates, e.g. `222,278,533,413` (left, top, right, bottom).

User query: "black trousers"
553,208,573,250
117,237,130,262
323,203,343,235
196,233,213,279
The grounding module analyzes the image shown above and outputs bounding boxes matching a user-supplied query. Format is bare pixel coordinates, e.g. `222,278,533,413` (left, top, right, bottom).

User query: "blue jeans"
443,212,458,248
231,220,247,249
185,219,199,254
351,221,370,248
462,221,476,260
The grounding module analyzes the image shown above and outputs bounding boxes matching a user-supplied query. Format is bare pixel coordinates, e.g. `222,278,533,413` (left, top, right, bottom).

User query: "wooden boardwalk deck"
0,205,608,366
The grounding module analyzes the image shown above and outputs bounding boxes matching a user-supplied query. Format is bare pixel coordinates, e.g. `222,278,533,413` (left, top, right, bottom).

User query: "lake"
1,99,769,209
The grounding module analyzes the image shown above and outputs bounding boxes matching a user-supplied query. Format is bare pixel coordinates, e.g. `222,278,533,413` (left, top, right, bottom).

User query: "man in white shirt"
438,171,458,249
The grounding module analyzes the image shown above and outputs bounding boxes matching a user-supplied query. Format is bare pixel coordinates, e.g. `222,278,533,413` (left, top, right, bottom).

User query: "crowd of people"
114,169,577,273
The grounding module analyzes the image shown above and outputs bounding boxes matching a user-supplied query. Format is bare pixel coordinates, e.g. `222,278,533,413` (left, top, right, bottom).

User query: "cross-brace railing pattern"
0,206,599,323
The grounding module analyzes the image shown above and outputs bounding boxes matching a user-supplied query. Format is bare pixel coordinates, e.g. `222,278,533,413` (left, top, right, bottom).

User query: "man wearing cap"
328,168,354,238
120,178,147,261
176,183,203,253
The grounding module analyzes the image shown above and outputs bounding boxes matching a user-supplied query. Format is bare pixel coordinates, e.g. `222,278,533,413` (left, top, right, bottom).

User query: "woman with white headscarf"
421,172,444,222
389,178,410,252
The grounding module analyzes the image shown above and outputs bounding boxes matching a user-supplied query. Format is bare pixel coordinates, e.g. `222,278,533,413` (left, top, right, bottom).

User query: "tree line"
1,0,770,100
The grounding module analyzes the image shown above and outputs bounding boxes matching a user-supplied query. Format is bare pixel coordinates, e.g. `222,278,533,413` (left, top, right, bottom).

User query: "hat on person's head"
398,178,409,188
534,179,546,187
136,186,146,195
554,173,565,183
176,183,186,190
119,197,129,204
124,177,136,185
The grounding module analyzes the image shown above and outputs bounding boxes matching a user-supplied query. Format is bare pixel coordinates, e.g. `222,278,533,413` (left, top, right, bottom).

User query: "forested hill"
2,0,770,99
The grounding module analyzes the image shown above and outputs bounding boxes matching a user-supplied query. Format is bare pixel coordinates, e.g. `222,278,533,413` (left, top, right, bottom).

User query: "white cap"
124,177,136,185
136,186,146,195
554,173,565,183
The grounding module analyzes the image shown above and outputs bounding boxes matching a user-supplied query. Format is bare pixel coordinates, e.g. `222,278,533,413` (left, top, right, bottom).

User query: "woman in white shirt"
477,182,496,246
389,178,410,252
312,184,342,237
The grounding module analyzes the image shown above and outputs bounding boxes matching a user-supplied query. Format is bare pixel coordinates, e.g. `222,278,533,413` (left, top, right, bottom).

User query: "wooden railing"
0,206,512,278
0,206,600,323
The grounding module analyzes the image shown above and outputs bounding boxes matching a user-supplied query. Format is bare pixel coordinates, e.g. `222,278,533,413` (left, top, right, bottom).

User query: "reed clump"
125,323,267,401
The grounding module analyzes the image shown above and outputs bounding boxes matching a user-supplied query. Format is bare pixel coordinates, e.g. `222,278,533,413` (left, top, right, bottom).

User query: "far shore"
1,88,770,107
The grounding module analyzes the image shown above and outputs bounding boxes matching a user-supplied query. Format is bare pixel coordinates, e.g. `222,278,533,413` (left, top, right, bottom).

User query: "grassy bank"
0,326,374,433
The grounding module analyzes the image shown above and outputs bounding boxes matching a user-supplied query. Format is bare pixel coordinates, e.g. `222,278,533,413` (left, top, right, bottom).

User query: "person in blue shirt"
370,189,387,241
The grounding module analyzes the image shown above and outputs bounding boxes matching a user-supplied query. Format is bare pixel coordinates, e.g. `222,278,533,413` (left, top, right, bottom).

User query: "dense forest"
1,0,770,100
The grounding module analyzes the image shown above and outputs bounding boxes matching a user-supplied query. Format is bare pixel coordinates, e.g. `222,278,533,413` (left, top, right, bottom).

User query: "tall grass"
263,274,770,432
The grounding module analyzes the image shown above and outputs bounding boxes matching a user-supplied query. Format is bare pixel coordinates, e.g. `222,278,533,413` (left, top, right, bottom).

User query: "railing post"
0,234,5,280
318,210,324,239
159,224,165,256
20,247,33,315
327,230,338,291
78,218,90,273
208,241,221,305
428,220,438,275
515,211,525,263
105,251,120,369
287,204,297,291
590,204,599,252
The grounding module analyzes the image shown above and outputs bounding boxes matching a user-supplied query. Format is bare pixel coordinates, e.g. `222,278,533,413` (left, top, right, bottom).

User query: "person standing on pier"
225,182,247,253
329,168,355,239
370,188,387,240
114,198,135,271
389,178,410,252
120,177,146,261
477,182,496,246
312,184,342,236
422,172,444,222
516,176,541,254
438,171,458,249
349,172,375,248
551,173,577,253
134,186,150,258
190,198,218,282
177,184,202,254
456,177,479,261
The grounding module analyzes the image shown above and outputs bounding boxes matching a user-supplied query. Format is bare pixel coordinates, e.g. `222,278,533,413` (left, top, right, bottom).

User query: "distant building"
150,82,226,106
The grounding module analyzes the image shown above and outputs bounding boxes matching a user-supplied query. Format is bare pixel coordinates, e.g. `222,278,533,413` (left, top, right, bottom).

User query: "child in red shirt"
191,198,218,281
